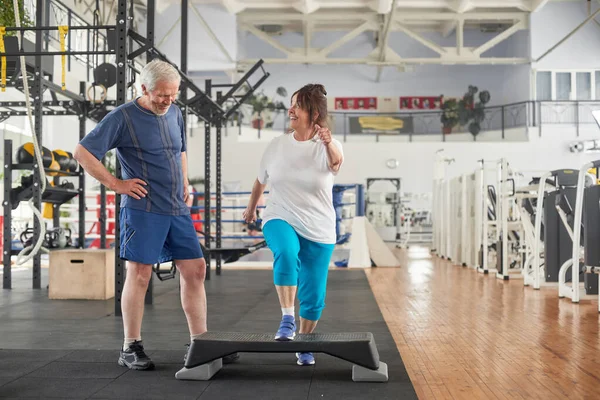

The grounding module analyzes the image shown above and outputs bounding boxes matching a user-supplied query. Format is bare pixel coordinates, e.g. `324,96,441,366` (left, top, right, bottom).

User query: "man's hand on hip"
113,178,148,200
183,184,190,202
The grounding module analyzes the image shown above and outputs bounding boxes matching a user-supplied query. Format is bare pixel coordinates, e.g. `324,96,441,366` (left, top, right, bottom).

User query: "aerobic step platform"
175,332,388,383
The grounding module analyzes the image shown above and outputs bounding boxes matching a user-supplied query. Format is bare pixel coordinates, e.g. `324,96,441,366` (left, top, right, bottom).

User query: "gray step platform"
176,332,388,382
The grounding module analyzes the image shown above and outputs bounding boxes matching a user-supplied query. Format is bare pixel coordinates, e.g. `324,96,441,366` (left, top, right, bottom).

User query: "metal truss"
210,0,551,15
237,10,531,69
230,0,554,78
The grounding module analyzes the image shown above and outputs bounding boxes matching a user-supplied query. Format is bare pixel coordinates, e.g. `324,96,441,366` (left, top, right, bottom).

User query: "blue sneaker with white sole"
296,352,315,366
275,315,296,341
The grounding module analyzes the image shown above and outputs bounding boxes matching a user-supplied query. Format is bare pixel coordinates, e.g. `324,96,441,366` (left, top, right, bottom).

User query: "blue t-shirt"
79,99,189,216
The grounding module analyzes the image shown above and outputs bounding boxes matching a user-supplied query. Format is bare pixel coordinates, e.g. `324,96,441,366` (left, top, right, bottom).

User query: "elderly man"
75,59,237,370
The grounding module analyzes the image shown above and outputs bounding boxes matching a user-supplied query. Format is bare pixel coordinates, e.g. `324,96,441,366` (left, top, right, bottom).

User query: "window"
556,72,572,100
536,71,552,101
596,71,600,100
535,69,600,101
576,72,591,100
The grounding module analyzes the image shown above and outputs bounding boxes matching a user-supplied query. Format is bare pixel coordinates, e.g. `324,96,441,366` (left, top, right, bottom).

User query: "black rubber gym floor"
0,268,417,399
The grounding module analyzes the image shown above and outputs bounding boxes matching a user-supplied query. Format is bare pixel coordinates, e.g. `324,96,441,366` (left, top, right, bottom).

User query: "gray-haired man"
75,59,237,370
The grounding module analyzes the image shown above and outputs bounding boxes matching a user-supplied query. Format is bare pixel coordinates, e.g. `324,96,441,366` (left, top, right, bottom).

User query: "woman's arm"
315,124,343,173
325,142,343,173
243,178,267,222
248,178,267,210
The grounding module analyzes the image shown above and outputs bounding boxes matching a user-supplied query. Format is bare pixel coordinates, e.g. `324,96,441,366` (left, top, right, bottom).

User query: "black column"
3,141,13,289
114,0,129,317
32,0,44,289
181,0,188,75
181,0,188,114
204,80,212,280
216,92,222,276
78,82,86,249
181,0,188,164
146,0,155,62
100,184,106,248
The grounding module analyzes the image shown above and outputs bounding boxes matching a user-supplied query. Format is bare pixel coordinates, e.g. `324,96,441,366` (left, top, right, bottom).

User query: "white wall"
501,65,532,104
532,1,600,70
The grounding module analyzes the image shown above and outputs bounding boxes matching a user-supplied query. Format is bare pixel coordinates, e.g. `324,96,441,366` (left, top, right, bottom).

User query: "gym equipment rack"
1,0,270,318
1,0,117,290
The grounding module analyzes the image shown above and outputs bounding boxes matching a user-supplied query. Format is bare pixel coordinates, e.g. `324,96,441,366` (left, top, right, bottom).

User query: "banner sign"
400,96,443,110
348,116,414,134
335,97,378,110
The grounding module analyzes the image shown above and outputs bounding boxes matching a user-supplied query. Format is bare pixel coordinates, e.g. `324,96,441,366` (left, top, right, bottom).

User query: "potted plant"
248,93,269,130
440,86,491,137
244,87,288,130
457,86,491,137
440,98,459,134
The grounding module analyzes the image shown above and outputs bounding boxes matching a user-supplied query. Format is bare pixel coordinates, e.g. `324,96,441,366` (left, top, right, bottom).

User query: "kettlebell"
56,228,68,248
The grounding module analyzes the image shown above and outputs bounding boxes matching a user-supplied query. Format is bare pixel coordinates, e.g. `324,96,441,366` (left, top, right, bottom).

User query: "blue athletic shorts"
119,207,203,265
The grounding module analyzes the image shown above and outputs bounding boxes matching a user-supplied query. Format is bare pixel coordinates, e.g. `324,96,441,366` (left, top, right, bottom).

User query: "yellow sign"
349,116,413,134
358,116,405,130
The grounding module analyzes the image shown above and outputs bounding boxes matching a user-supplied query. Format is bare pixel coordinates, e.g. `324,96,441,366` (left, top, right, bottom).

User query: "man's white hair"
140,59,181,91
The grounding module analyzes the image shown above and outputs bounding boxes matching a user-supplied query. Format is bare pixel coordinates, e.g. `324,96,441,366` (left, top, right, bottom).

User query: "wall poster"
335,97,378,110
400,96,443,110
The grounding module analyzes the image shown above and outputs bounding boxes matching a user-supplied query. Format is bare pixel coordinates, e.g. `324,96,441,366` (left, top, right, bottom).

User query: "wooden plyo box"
49,249,115,300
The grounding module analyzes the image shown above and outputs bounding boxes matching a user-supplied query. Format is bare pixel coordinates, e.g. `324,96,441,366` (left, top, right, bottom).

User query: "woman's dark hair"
292,83,328,128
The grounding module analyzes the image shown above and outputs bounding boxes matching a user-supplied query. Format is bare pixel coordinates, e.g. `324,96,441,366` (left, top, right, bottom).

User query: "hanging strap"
0,27,6,92
58,25,69,90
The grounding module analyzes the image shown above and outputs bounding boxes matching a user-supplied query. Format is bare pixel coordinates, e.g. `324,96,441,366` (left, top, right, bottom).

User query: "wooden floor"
365,246,600,400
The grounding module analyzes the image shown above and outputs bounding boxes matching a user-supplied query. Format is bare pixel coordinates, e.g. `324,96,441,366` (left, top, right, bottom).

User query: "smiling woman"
241,82,345,366
288,84,329,139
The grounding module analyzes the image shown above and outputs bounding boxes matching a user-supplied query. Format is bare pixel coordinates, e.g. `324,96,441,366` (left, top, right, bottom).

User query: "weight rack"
1,0,271,319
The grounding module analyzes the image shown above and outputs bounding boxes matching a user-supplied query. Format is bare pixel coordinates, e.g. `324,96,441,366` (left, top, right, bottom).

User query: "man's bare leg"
176,258,207,336
118,261,155,370
177,259,239,364
122,261,153,341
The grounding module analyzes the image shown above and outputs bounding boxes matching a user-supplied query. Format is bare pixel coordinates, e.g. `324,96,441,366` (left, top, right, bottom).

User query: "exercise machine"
544,170,579,283
396,195,433,248
512,176,549,287
531,169,581,289
365,178,402,243
475,160,500,274
558,161,600,308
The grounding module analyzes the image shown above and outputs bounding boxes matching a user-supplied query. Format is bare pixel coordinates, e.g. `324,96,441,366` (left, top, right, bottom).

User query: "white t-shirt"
257,132,344,244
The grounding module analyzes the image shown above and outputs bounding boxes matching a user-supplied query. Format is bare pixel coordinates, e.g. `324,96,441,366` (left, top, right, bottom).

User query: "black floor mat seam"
306,364,316,400
84,374,127,400
194,380,213,400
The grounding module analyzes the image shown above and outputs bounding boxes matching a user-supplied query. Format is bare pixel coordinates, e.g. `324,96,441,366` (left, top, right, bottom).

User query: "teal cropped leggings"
263,219,335,321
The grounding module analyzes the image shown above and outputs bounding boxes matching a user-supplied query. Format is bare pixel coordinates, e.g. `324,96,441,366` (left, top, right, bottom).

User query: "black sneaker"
118,340,155,370
184,343,240,364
